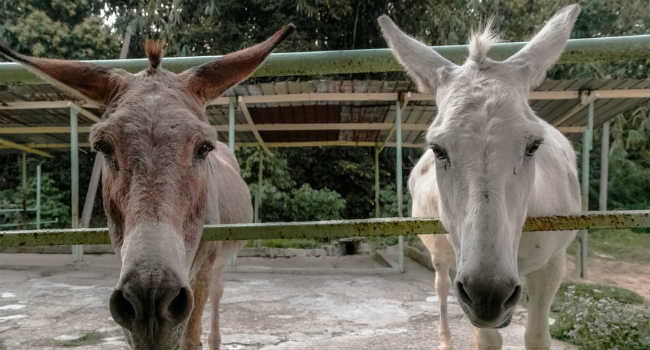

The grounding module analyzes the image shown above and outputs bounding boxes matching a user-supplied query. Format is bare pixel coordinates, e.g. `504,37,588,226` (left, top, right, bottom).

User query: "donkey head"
380,5,579,327
1,25,293,348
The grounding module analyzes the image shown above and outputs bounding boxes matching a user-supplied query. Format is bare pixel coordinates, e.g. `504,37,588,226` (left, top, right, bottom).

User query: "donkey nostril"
503,285,521,309
167,287,193,321
456,281,472,305
109,290,136,328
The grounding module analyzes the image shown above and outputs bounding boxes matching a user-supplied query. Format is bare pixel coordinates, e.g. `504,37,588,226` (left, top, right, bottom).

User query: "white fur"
382,4,582,349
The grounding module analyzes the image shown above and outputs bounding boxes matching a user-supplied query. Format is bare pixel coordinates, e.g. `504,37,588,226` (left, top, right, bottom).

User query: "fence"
0,34,648,273
1,210,647,248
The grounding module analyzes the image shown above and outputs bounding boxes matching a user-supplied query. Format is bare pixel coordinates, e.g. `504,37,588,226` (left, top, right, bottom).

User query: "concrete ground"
0,252,574,349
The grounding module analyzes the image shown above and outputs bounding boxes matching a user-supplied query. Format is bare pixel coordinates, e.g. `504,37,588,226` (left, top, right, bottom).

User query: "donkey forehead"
93,101,216,145
427,78,542,146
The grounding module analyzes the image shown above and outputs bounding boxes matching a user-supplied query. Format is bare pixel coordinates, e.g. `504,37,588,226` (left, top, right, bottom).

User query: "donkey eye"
430,144,449,161
93,140,119,171
195,141,215,160
93,139,113,156
525,139,543,157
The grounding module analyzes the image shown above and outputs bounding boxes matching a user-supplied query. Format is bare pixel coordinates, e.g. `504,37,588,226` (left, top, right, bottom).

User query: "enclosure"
0,1,649,349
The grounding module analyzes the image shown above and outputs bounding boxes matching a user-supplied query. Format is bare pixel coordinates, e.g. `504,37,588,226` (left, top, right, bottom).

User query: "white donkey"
380,4,582,349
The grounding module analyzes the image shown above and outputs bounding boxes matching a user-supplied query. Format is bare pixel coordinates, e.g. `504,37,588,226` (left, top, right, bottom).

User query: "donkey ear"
180,24,295,105
0,46,129,105
505,4,581,88
378,15,455,93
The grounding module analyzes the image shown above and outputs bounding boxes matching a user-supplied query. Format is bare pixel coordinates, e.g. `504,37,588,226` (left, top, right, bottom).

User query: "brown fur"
0,24,294,350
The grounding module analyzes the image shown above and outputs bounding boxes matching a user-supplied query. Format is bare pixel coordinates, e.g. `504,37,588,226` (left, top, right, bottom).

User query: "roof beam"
0,88,646,111
204,89,649,106
0,101,99,110
238,141,425,148
68,103,101,122
593,89,649,99
0,126,584,152
553,93,598,127
237,96,271,155
0,126,92,134
0,123,584,135
0,138,53,157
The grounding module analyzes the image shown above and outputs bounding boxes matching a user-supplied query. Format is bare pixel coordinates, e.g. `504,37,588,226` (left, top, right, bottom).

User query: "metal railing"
0,210,647,249
0,35,648,84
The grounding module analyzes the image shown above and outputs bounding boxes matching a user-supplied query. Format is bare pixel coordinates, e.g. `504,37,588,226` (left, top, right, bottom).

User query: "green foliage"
238,148,346,222
552,282,646,307
550,282,649,350
289,184,346,221
0,0,647,230
1,0,120,59
373,183,409,218
0,171,69,228
578,106,650,212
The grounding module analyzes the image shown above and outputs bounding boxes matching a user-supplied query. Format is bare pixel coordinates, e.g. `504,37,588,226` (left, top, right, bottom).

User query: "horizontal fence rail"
0,36,648,84
0,210,647,248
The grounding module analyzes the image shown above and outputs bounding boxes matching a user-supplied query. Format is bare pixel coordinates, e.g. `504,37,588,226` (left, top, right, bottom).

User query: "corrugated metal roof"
0,78,647,152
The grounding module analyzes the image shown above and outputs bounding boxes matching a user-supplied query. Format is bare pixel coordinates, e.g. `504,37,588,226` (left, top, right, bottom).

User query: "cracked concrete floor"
0,253,574,349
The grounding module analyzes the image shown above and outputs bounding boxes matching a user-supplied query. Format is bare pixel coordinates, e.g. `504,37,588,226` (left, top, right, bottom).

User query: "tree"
0,0,120,58
0,0,647,228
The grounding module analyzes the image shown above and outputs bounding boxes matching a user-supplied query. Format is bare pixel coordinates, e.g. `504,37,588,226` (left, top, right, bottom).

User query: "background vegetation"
0,1,647,348
0,0,647,228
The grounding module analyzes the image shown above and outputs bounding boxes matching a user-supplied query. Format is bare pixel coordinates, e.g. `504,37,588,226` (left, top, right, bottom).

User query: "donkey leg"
473,327,502,350
524,252,565,349
184,265,213,349
434,262,453,350
208,265,227,350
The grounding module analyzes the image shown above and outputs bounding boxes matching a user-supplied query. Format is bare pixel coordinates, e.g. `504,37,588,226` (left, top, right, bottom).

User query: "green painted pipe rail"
0,210,647,248
0,35,648,85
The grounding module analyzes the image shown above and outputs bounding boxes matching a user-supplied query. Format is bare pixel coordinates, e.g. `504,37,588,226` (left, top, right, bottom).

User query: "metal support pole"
375,147,380,218
599,121,610,211
21,152,26,191
228,97,236,151
2,35,649,84
396,98,404,273
21,152,26,227
254,153,264,249
36,164,41,229
80,154,103,228
254,154,264,223
70,108,83,261
577,101,594,279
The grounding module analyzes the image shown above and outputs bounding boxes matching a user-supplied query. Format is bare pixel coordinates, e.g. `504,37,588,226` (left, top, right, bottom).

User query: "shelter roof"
0,78,647,155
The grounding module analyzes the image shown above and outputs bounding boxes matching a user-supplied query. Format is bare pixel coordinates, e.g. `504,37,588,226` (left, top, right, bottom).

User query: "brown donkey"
1,25,294,349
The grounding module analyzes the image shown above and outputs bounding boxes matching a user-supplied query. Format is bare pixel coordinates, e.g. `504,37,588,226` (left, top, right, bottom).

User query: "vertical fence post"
599,121,610,211
21,152,26,228
36,164,41,230
396,98,404,273
578,100,594,279
70,108,82,261
375,147,380,218
228,97,236,151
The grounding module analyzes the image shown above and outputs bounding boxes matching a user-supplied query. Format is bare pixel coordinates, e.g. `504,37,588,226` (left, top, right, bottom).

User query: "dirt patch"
0,253,574,350
566,256,649,299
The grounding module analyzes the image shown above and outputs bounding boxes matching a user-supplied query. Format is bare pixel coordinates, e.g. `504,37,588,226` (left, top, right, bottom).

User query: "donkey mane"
468,20,500,67
144,39,165,71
